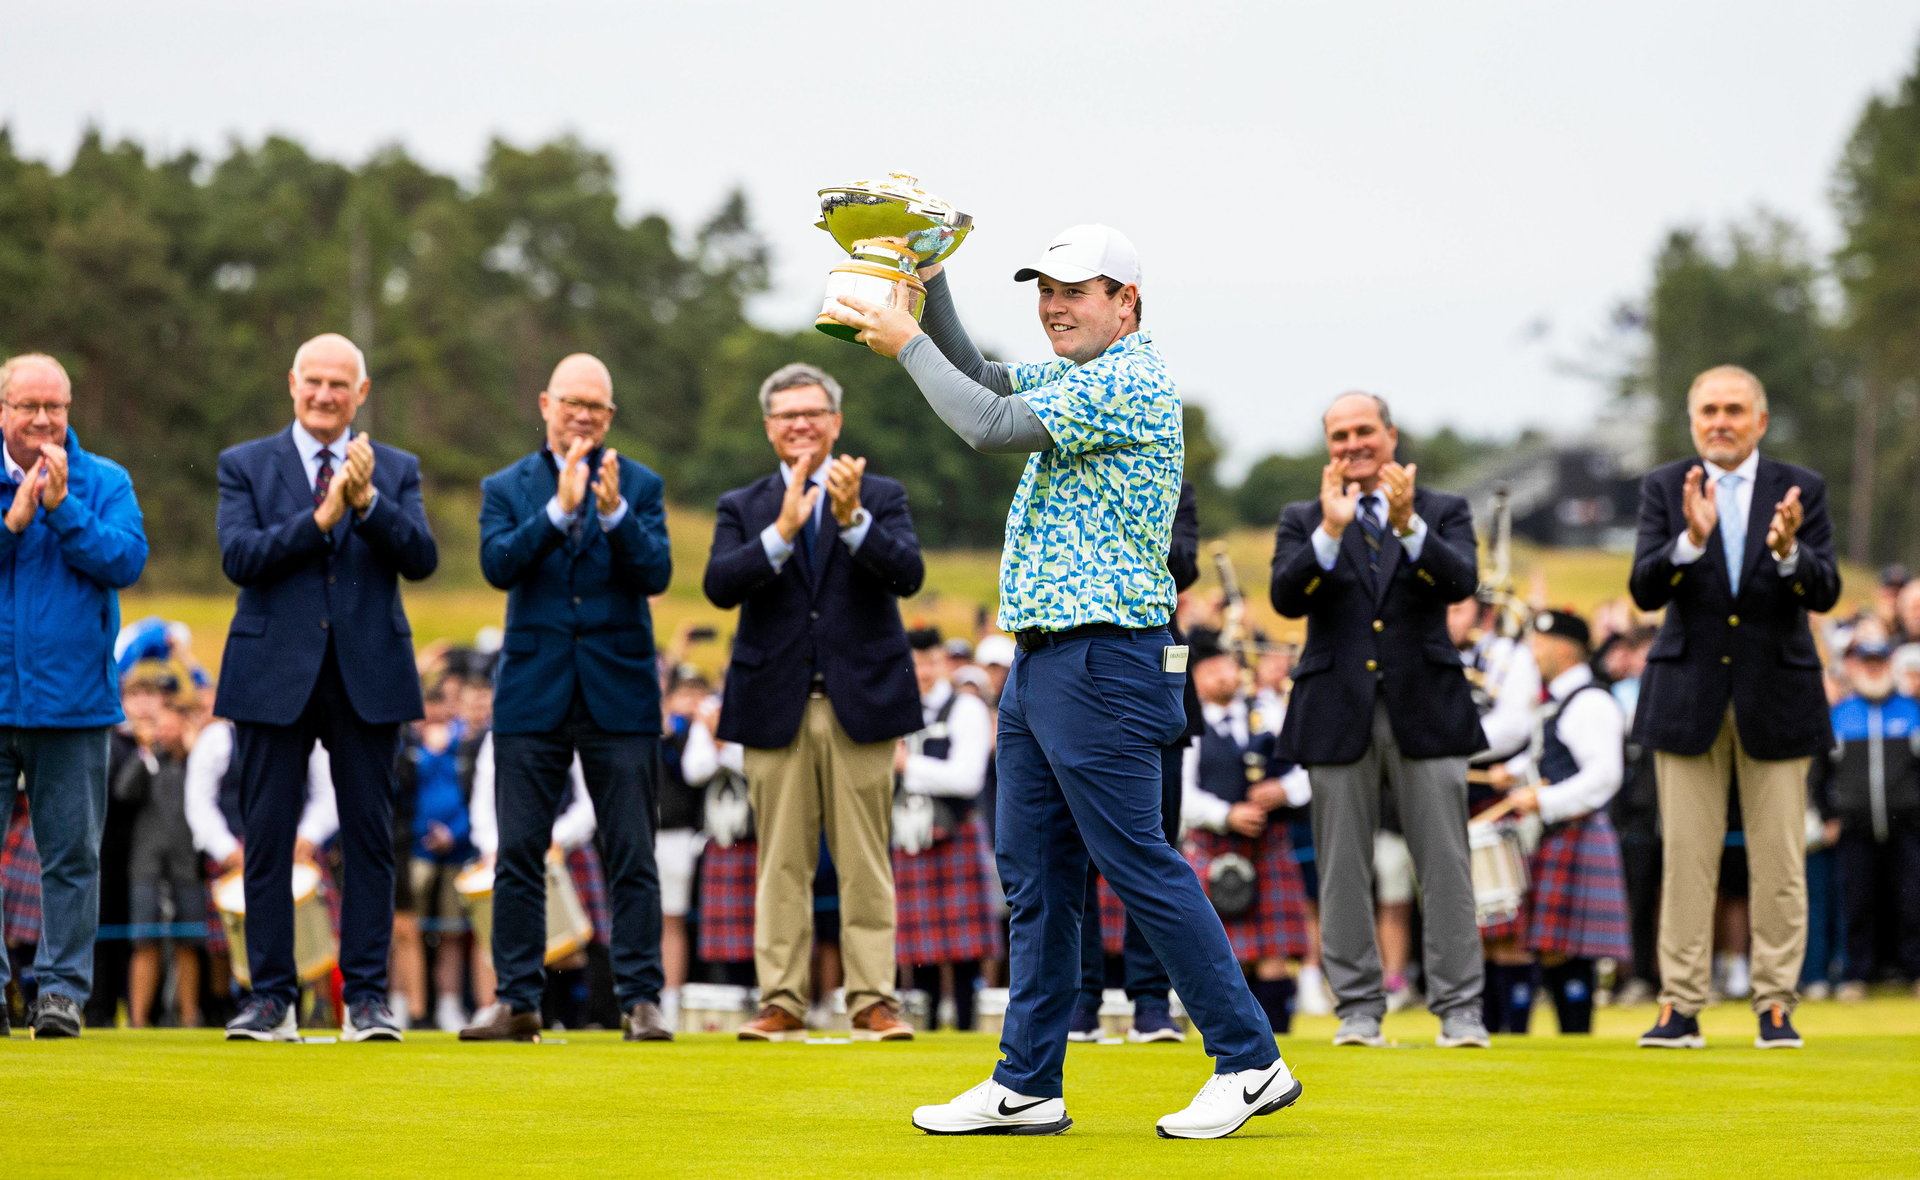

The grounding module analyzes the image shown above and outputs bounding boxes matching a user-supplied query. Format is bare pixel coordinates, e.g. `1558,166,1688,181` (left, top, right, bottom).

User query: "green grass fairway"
5,999,1915,1177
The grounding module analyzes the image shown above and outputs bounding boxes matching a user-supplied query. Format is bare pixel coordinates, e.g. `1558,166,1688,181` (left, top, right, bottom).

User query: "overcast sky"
6,2,1915,472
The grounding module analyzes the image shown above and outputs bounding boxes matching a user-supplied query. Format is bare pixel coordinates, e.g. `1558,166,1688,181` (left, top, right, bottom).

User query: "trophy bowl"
815,173,972,342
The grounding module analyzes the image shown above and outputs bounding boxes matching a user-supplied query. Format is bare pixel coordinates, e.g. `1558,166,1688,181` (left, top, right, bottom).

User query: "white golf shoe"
1155,1059,1302,1140
912,1079,1072,1136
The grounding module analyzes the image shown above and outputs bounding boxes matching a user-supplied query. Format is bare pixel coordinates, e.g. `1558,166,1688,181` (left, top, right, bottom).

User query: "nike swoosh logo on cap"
1047,243,1070,251
1242,1068,1280,1105
998,1097,1052,1116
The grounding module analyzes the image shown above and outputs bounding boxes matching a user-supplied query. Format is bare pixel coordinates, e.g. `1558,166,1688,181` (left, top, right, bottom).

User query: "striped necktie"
1358,495,1385,571
313,448,334,507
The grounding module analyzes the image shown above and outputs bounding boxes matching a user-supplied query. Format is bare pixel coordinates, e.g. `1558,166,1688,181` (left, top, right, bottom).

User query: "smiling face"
539,353,617,453
0,356,70,472
1688,369,1768,469
1035,275,1137,365
763,384,842,469
1322,393,1399,490
288,335,369,444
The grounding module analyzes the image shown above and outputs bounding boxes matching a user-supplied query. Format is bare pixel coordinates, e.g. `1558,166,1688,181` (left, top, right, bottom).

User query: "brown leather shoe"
458,1003,541,1042
736,1004,807,1042
623,1001,674,1042
851,1000,915,1042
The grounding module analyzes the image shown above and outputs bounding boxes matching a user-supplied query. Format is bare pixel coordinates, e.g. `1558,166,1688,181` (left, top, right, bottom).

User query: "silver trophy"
815,173,973,342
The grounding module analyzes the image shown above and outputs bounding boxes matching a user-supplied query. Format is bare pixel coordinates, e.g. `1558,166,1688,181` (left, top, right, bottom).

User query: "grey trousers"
1308,701,1483,1021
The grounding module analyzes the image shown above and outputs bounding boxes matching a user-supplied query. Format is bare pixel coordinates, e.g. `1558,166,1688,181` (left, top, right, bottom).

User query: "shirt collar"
2,447,25,484
1202,699,1240,726
1702,448,1760,486
291,420,350,467
1082,330,1153,368
922,679,953,714
1548,662,1594,701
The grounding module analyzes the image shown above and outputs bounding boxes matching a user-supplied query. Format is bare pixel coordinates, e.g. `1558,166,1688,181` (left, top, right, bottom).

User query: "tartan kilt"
2,794,42,947
566,847,612,947
697,838,758,963
1525,813,1632,961
892,817,1002,966
1185,826,1312,962
1096,875,1125,955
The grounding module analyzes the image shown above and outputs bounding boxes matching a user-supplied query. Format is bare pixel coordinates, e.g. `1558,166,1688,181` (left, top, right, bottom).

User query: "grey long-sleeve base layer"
896,272,1053,455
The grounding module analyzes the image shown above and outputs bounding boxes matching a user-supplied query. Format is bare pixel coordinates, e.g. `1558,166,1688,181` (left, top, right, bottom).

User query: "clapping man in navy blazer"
703,362,924,1043
217,333,437,1041
1270,392,1490,1049
462,354,674,1043
1629,365,1840,1050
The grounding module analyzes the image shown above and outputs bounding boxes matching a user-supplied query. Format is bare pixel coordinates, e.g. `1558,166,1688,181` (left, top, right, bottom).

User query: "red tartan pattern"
2,792,41,947
565,846,612,947
696,839,758,963
1185,826,1313,962
1525,813,1632,961
1096,875,1125,955
892,817,1002,966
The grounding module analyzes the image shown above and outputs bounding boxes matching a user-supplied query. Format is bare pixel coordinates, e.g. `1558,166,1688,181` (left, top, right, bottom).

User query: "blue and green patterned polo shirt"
999,330,1183,632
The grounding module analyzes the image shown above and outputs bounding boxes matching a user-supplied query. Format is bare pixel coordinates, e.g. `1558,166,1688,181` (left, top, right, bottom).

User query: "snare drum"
1468,820,1529,929
457,854,595,966
214,862,338,988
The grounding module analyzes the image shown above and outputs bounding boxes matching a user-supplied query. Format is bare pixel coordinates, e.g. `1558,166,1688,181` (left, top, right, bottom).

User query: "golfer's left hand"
825,284,922,359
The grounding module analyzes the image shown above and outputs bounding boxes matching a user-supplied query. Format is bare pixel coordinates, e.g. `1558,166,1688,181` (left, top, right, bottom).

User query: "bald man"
217,333,438,1041
462,354,674,1043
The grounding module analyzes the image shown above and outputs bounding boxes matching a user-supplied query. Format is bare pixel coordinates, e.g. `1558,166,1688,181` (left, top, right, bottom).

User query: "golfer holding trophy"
822,177,1301,1140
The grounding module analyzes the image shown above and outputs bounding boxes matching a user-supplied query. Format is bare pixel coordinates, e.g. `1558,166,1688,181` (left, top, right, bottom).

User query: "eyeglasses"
766,408,836,424
4,400,70,419
554,395,616,417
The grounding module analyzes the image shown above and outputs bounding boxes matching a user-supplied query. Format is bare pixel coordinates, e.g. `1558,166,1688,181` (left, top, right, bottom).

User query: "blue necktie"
1358,495,1385,572
1716,472,1745,594
798,490,819,567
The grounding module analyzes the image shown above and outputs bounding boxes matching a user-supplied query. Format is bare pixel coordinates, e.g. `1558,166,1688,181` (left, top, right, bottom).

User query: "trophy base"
815,315,861,343
815,262,926,343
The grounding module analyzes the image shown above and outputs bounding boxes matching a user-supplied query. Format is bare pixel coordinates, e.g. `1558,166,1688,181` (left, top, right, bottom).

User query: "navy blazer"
1627,455,1840,759
480,448,673,736
703,470,924,748
215,428,438,727
1269,486,1486,766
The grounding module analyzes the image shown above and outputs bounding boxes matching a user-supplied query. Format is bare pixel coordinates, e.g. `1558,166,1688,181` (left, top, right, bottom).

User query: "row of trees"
4,41,1917,583
0,130,1041,586
1614,44,1920,566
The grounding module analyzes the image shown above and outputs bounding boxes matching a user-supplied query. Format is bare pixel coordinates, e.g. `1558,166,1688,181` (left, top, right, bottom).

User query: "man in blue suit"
461,353,675,1043
704,362,924,1042
216,333,438,1042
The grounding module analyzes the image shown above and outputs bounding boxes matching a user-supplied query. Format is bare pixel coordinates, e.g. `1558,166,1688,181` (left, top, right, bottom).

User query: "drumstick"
1474,795,1523,825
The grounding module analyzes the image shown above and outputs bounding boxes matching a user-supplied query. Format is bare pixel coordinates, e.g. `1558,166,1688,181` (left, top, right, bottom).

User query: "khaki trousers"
745,696,898,1019
1654,708,1809,1015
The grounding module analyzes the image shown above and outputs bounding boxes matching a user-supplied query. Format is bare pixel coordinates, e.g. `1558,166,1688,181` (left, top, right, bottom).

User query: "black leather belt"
1013,623,1144,652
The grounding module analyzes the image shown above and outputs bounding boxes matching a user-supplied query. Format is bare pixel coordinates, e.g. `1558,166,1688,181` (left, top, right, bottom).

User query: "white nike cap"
1013,223,1142,287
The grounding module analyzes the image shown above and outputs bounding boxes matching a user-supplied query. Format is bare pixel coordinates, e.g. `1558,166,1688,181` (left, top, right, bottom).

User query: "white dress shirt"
1310,489,1428,571
900,680,993,799
467,732,597,858
1531,664,1626,826
1668,448,1799,573
757,456,873,571
182,720,339,862
1468,633,1542,763
290,420,378,514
